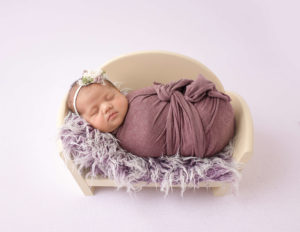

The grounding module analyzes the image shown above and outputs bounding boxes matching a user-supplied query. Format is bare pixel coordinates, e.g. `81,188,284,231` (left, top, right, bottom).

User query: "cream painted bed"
57,50,253,196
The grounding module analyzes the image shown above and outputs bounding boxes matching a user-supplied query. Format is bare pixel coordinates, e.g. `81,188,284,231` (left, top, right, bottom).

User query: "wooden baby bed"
57,50,253,196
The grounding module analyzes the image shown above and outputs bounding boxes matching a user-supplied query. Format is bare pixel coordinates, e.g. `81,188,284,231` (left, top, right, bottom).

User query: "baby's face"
76,83,128,132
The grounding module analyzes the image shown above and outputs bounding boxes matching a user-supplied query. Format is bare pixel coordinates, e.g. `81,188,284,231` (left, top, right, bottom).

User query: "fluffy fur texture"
59,112,241,197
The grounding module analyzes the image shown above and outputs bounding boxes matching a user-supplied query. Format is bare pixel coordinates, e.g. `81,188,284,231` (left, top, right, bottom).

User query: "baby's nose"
102,103,113,113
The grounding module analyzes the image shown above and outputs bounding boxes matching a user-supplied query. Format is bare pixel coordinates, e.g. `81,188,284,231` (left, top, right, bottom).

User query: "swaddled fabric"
113,74,235,158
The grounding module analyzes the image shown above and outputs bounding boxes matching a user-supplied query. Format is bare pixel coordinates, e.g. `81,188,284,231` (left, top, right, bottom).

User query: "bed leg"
77,182,95,196
60,152,94,196
212,183,231,197
73,173,95,196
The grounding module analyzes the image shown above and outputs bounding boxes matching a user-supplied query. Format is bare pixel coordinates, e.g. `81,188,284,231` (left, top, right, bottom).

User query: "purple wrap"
113,74,235,158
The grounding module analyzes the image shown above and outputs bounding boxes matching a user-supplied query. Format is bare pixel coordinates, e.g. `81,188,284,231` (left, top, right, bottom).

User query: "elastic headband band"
73,85,83,116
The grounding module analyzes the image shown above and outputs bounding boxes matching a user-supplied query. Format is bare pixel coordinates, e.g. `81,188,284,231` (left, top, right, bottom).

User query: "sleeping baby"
67,69,235,158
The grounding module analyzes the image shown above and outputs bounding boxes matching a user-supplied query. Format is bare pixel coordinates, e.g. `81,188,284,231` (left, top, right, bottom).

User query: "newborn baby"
67,69,235,158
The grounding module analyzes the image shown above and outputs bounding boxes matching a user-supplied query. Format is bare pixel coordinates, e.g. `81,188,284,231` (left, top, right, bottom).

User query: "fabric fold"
153,79,206,156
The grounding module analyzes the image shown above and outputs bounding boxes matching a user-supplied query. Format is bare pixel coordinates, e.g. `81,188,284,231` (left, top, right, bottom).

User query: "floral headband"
73,69,108,116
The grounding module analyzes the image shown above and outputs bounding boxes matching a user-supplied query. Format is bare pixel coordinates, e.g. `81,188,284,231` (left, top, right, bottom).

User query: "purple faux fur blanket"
59,113,241,197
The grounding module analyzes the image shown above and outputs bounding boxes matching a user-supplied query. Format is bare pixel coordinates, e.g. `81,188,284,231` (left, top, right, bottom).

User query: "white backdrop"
0,0,299,231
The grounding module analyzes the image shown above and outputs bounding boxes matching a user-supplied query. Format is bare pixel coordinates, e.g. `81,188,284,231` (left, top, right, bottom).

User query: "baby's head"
67,70,128,133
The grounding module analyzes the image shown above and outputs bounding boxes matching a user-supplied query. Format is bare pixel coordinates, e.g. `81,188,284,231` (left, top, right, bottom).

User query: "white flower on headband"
77,69,108,86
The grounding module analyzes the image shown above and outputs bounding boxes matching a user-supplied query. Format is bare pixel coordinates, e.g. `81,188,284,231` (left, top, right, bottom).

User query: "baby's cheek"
90,117,101,129
122,98,129,111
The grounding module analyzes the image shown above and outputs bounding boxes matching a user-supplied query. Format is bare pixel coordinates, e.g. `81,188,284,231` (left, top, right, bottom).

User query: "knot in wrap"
153,75,231,157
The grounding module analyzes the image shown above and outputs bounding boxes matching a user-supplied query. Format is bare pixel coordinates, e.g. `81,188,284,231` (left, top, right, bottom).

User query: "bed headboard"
100,50,225,92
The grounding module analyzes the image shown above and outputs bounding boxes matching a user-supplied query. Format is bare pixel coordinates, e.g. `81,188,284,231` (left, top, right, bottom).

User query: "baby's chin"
92,123,120,133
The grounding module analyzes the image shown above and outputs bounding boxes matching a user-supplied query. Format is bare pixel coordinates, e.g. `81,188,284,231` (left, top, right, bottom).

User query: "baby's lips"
108,112,117,121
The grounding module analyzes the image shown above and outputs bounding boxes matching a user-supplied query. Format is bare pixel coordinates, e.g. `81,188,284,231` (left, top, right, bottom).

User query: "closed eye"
90,107,98,116
105,94,115,101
